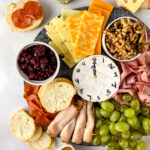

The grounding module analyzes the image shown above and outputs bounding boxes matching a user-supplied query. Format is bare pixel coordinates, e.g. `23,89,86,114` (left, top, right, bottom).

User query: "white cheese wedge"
72,55,120,102
61,9,80,18
118,0,145,13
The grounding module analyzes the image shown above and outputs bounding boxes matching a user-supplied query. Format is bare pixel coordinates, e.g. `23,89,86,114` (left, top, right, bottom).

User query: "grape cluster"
92,94,150,150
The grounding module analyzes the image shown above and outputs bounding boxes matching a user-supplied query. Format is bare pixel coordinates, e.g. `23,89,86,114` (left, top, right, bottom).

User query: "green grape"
136,141,147,150
108,141,121,149
119,139,129,148
109,122,118,135
119,113,127,122
95,128,99,135
94,106,102,119
107,147,116,150
139,115,145,123
115,122,129,132
142,118,150,131
92,136,101,146
127,116,138,127
110,110,120,122
124,147,133,150
121,130,130,139
119,105,129,113
130,131,142,140
124,108,135,118
95,119,102,128
141,106,150,116
131,99,140,112
135,109,141,115
133,119,140,130
100,109,111,118
99,125,109,136
129,140,137,148
100,101,114,112
110,99,119,107
122,94,133,102
101,134,111,144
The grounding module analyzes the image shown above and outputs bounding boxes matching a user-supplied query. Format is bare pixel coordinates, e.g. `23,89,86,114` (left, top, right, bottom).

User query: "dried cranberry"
20,57,25,63
30,57,36,65
21,64,27,69
34,45,46,57
34,62,40,69
51,65,56,71
22,52,28,57
38,71,44,76
24,54,32,62
40,57,48,69
28,65,34,72
29,73,35,80
49,51,54,55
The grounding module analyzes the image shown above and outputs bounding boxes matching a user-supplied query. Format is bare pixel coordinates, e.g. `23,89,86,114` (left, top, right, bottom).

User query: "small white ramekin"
16,41,60,85
102,16,148,62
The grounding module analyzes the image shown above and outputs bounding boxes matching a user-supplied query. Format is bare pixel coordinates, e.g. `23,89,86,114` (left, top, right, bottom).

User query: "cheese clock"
72,55,120,102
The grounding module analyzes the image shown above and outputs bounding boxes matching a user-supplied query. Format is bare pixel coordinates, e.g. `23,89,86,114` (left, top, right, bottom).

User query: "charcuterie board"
34,7,150,81
32,7,150,146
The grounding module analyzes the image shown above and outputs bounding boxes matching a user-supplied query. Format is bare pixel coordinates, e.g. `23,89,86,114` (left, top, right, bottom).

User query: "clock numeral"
75,78,79,84
112,82,117,88
108,63,115,69
82,61,86,66
102,58,105,63
87,94,92,101
114,72,118,77
106,89,111,96
97,96,101,101
92,57,97,62
76,69,80,73
80,88,83,94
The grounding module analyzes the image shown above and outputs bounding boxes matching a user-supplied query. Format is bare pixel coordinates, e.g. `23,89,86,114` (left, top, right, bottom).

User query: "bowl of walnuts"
102,16,149,62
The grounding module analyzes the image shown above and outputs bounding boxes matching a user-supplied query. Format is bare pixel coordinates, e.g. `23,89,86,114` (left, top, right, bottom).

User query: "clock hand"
91,57,97,77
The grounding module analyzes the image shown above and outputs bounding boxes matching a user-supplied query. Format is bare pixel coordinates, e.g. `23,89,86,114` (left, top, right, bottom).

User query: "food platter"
9,0,150,149
34,7,150,81
31,7,150,146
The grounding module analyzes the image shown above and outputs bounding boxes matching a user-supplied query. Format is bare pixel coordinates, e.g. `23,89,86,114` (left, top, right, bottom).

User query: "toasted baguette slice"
48,138,55,150
10,109,35,142
52,77,72,85
28,126,42,142
5,0,43,32
28,132,51,150
38,78,76,113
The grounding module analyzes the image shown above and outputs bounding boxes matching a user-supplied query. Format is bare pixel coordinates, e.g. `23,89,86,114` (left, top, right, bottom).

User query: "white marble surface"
0,0,150,150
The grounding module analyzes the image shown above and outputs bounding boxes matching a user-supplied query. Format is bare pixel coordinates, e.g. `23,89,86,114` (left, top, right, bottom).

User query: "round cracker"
28,132,51,150
28,126,42,142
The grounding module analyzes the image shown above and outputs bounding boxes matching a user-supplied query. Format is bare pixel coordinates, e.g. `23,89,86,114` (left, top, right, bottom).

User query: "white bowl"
16,41,60,85
102,16,148,62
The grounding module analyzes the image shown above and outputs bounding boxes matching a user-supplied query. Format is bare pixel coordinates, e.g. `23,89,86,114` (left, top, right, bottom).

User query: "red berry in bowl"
17,44,58,81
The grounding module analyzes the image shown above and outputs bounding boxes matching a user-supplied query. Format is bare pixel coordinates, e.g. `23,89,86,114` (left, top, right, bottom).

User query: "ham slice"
60,114,77,143
47,100,83,137
83,102,94,143
114,33,150,106
72,101,87,144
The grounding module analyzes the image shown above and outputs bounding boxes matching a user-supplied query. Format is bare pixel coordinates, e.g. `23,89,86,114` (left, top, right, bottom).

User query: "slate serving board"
34,7,150,146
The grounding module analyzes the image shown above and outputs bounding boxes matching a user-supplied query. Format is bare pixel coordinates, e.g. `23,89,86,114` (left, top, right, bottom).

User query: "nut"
104,18,148,60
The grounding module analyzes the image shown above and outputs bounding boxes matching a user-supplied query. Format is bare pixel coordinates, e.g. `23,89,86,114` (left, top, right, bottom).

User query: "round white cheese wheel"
72,55,120,102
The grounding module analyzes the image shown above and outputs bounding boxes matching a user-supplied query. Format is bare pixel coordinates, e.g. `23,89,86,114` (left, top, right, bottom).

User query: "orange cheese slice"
88,1,114,54
91,0,114,12
68,12,83,44
74,11,104,58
